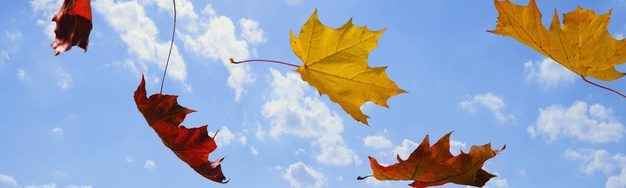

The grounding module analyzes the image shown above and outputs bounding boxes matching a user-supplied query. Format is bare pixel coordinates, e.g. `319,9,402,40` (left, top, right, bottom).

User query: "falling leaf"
360,132,505,188
134,76,228,184
290,10,406,125
51,0,93,56
490,0,626,81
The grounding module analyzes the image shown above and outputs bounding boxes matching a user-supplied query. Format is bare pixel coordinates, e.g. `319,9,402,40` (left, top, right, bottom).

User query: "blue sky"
1,0,626,187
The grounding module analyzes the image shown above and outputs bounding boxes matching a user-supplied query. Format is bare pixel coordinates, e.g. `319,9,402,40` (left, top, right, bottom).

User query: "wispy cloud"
364,135,393,149
56,68,72,91
177,3,265,101
283,162,326,188
459,93,515,124
52,127,63,135
0,174,17,187
564,148,626,188
144,160,157,170
93,0,187,83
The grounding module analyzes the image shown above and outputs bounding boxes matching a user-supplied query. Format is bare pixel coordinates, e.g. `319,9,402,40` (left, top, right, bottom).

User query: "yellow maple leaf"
290,10,406,125
490,0,626,81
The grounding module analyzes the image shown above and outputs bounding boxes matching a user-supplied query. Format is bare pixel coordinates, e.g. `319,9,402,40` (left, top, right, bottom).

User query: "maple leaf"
289,10,406,125
134,76,228,183
51,0,93,56
359,132,505,188
490,0,626,81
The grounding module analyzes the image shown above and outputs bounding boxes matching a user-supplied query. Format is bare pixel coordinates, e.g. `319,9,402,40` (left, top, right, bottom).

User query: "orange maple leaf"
360,132,505,188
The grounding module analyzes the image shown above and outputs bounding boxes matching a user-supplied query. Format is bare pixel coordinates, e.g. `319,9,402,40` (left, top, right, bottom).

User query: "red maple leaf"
51,0,93,56
133,76,228,183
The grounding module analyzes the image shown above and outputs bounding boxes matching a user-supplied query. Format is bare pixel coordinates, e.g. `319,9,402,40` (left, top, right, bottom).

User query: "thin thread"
160,0,176,94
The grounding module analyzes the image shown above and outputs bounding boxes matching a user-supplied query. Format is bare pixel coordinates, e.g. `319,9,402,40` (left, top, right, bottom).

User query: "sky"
1,0,626,187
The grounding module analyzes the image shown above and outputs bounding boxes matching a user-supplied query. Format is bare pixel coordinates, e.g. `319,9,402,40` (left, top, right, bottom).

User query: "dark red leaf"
133,76,228,183
51,0,93,56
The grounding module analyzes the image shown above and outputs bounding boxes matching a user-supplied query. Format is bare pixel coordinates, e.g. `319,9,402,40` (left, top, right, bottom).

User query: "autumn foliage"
55,0,626,186
290,10,406,125
490,0,626,81
134,76,228,184
51,0,93,56
360,132,505,188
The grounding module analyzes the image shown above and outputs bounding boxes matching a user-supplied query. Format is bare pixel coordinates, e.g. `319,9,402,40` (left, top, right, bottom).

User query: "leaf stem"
356,175,372,180
580,75,626,98
160,0,176,94
229,58,300,68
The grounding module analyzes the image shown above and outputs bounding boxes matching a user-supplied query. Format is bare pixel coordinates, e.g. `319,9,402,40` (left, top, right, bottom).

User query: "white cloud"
30,0,58,16
394,139,419,160
144,160,157,170
250,146,259,156
178,4,265,101
4,31,22,41
52,127,63,135
284,0,303,6
125,156,135,164
518,169,527,177
364,178,390,187
0,174,90,188
459,93,514,123
450,139,467,156
564,149,621,175
93,0,187,83
364,135,393,149
25,183,57,188
564,149,626,188
528,101,624,144
0,51,8,66
524,58,576,87
485,177,509,188
17,69,27,80
56,68,72,90
239,18,266,44
295,148,306,156
262,69,359,166
255,122,266,141
607,169,626,188
0,174,17,187
30,0,61,40
238,135,248,145
66,185,93,188
283,162,327,188
143,0,198,21
210,126,235,146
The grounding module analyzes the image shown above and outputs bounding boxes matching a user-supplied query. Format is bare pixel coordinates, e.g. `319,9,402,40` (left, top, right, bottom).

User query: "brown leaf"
133,76,228,183
51,0,93,56
362,132,505,188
